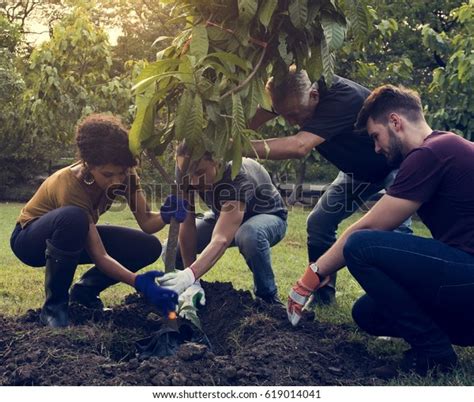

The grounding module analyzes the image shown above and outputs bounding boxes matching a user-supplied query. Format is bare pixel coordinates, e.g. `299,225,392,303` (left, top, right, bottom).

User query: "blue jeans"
344,230,474,357
175,212,287,298
307,170,412,288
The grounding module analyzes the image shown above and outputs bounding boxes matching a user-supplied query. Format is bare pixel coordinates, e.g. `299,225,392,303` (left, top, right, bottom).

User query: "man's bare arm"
316,195,421,276
178,192,197,268
245,131,325,160
189,201,244,278
248,107,279,130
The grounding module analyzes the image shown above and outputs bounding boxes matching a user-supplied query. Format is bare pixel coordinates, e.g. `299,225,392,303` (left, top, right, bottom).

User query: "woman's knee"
138,235,162,266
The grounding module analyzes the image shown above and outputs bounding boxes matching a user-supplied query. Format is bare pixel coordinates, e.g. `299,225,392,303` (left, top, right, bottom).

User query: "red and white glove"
287,263,326,326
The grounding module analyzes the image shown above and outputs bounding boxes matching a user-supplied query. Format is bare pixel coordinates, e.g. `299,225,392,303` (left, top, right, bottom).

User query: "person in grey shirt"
159,144,288,305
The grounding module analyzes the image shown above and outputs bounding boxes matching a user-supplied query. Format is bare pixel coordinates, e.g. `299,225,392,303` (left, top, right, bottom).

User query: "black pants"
11,206,162,274
344,230,474,357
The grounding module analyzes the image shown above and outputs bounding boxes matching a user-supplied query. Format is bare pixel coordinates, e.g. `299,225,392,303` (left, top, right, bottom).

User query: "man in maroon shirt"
287,84,474,377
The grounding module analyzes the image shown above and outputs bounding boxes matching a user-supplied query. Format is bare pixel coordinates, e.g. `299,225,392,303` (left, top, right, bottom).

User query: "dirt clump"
0,281,384,385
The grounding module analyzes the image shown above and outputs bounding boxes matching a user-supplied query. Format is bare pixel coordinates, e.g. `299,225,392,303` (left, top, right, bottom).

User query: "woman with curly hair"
10,114,185,327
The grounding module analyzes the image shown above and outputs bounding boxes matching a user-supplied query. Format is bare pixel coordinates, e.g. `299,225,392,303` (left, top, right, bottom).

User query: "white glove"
178,281,206,319
157,268,195,295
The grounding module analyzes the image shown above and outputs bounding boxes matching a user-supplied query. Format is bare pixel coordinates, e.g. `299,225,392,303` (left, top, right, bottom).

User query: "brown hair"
75,114,137,167
356,85,424,131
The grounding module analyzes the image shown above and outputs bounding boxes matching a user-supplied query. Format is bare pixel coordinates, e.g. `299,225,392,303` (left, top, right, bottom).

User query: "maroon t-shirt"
387,131,474,255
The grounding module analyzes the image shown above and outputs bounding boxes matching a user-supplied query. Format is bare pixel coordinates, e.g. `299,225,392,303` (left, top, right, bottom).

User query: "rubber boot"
70,267,116,310
40,240,82,328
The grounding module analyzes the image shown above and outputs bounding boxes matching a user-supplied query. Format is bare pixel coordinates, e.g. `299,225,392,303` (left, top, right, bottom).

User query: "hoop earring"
83,168,95,186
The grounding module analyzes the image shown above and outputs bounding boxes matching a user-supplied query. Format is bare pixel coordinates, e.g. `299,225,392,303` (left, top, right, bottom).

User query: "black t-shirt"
199,158,288,222
301,76,392,182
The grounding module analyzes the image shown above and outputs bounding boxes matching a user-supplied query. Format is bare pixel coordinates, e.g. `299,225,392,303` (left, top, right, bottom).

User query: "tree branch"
146,152,173,184
220,46,267,100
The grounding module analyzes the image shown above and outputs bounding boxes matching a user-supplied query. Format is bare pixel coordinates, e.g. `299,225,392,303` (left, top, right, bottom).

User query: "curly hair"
75,114,137,167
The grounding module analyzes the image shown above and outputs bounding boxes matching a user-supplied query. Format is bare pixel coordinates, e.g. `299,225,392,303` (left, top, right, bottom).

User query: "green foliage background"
0,0,473,197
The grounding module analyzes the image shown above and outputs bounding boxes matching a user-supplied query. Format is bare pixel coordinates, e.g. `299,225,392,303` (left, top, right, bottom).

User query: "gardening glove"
160,194,189,224
287,263,328,327
134,271,178,315
157,267,195,296
178,280,206,317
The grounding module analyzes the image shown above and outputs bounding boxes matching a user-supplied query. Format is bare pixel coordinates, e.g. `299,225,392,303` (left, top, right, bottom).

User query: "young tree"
129,0,369,271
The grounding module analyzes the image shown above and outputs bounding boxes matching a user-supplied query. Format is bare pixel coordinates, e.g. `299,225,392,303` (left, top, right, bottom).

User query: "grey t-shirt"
199,158,287,221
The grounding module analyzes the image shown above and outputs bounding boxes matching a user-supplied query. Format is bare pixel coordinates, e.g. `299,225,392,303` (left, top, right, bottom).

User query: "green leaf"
289,0,308,29
231,134,242,179
259,0,278,28
255,79,272,110
190,25,209,60
346,0,368,45
186,94,204,147
229,93,245,179
202,61,240,82
132,59,180,90
307,44,323,82
143,126,174,156
245,79,260,119
174,90,193,141
132,70,193,93
238,0,258,22
206,102,221,122
321,39,336,85
232,93,246,135
205,52,251,72
132,74,163,94
129,88,158,156
321,12,347,51
134,60,181,84
152,36,172,47
278,34,293,65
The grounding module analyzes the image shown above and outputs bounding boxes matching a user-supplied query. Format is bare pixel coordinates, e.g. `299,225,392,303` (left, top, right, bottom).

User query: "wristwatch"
309,262,326,281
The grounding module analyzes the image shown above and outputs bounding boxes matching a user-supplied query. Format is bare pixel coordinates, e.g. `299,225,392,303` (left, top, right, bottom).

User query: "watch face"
309,262,319,273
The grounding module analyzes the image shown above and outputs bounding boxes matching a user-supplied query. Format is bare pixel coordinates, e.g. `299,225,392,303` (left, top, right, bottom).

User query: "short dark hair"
176,141,212,161
75,114,137,167
356,85,424,131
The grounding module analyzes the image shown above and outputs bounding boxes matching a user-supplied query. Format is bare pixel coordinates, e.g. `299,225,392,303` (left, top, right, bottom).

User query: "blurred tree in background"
0,0,472,200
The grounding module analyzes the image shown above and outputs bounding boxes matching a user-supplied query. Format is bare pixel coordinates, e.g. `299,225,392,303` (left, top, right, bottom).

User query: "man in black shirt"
247,69,411,307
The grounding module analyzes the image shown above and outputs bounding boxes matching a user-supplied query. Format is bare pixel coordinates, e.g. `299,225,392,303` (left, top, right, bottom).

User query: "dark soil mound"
0,282,384,385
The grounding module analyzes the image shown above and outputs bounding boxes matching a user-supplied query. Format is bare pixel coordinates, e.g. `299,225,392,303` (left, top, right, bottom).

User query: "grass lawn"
1,201,473,385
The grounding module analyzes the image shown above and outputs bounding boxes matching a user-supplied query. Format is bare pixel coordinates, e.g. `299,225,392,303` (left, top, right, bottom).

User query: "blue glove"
134,271,178,315
160,194,189,224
